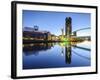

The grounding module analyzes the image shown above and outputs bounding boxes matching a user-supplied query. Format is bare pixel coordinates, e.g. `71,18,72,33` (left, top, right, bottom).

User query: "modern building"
23,27,52,41
65,17,72,38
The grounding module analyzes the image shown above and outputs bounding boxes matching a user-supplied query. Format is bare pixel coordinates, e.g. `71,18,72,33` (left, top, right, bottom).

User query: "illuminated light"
30,44,34,46
23,37,29,40
30,38,34,40
59,41,71,47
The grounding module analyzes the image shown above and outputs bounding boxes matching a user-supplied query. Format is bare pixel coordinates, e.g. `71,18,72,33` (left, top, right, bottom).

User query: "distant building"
73,31,77,36
23,27,51,41
51,34,58,41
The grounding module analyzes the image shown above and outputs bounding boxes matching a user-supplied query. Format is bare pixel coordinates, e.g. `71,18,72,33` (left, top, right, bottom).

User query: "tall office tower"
65,17,72,38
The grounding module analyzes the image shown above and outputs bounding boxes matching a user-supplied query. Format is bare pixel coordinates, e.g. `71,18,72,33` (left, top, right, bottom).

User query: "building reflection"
59,41,84,64
23,43,54,56
60,42,72,64
65,42,72,64
23,41,87,64
23,42,72,64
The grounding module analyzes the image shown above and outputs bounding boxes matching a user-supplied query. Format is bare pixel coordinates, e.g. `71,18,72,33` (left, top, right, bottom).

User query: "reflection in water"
23,43,54,56
72,50,90,60
23,42,72,64
65,42,72,64
60,42,72,64
23,41,91,69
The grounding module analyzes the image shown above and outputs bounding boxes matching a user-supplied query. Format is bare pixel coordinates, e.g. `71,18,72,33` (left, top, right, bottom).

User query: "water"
23,41,91,69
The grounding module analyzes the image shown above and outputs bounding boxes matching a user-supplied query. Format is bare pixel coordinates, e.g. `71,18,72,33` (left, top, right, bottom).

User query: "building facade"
65,17,72,38
23,27,52,41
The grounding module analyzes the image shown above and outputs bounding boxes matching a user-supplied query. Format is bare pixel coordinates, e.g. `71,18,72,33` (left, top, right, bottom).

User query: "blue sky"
22,10,91,36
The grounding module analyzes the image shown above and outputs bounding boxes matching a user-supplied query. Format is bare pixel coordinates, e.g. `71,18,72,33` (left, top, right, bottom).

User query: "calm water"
23,41,91,69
